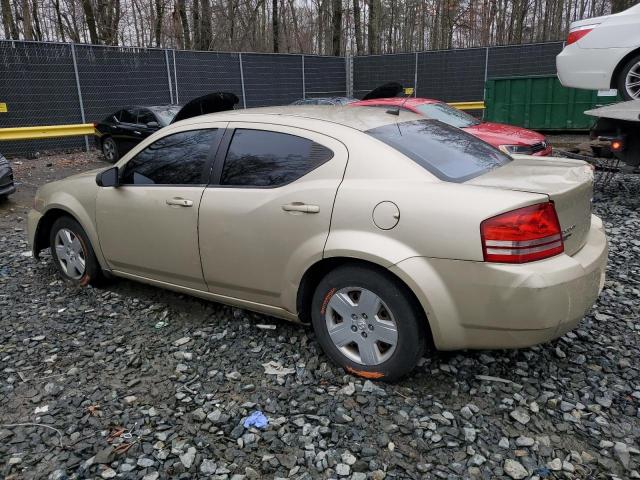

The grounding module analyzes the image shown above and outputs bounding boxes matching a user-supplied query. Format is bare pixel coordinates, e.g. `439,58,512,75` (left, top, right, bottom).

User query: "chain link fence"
353,41,564,102
0,39,564,157
0,41,347,157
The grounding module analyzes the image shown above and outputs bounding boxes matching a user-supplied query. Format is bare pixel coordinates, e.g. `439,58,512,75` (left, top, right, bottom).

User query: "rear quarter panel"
324,136,549,265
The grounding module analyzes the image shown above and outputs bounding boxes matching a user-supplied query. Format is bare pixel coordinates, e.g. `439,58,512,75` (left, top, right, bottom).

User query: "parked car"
556,3,640,100
0,152,16,199
351,97,553,155
291,97,356,106
29,106,607,380
95,93,239,162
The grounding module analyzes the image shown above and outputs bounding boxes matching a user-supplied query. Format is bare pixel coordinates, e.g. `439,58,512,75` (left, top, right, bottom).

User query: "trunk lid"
469,156,594,256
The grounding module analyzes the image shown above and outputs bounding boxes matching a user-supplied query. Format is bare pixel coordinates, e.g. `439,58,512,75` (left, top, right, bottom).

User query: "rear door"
198,123,348,311
136,108,162,140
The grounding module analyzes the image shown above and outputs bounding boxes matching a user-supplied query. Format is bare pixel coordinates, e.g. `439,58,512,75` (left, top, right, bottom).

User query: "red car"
351,97,552,156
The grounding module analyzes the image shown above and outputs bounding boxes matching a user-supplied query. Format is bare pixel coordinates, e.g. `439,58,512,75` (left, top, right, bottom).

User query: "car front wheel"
49,216,104,286
618,54,640,101
311,264,427,381
102,137,119,163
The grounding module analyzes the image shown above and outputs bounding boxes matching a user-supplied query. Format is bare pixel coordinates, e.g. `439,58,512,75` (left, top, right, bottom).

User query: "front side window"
413,103,480,128
120,108,137,124
220,129,333,187
366,119,511,182
120,129,218,185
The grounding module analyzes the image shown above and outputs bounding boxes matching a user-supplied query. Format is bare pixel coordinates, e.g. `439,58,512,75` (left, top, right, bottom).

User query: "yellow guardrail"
0,103,484,141
448,101,485,110
0,123,96,141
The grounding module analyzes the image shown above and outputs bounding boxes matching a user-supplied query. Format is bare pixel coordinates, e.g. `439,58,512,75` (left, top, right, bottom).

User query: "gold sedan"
28,106,608,381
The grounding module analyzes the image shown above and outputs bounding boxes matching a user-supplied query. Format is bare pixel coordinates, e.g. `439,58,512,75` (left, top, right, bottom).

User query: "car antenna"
386,87,414,116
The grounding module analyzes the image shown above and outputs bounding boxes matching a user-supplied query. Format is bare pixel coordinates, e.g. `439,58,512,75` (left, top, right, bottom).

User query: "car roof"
352,97,441,107
174,105,423,132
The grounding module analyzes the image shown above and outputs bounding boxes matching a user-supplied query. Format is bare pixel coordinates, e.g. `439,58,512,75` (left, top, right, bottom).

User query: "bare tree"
272,0,279,52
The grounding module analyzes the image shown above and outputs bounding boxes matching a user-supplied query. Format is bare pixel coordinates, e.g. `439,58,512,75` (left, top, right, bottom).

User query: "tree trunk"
367,0,378,54
272,0,279,52
331,0,341,55
200,0,212,49
1,0,18,39
611,0,634,13
154,0,163,47
21,0,33,40
192,0,200,49
176,0,190,48
353,0,362,55
81,0,100,44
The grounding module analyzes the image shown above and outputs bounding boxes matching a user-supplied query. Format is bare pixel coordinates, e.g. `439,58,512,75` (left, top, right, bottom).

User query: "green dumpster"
484,75,619,130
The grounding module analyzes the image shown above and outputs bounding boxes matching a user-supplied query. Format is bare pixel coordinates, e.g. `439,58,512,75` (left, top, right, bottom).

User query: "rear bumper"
27,209,43,253
556,43,627,90
390,215,608,350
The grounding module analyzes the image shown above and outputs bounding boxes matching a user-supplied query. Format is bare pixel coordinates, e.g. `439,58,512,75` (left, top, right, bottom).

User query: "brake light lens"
566,26,595,45
481,202,564,263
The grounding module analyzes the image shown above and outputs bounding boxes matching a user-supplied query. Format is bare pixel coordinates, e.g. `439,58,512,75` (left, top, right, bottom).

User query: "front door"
96,127,223,290
198,123,348,310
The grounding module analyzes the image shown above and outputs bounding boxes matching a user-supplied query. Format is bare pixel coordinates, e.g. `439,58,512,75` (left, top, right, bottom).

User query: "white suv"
556,4,640,100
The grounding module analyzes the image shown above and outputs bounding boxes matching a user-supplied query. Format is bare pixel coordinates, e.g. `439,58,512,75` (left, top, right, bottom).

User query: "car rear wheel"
50,216,104,287
102,137,119,163
618,54,640,101
311,265,427,381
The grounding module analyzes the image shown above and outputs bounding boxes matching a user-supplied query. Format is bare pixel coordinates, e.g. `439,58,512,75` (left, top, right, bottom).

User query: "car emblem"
562,224,576,240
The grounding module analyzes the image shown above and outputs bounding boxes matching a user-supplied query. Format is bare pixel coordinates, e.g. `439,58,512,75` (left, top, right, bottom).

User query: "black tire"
102,137,119,163
311,264,427,382
617,54,640,101
49,216,104,287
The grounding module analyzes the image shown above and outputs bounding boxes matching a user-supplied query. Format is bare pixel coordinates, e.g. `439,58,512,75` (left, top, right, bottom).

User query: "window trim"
118,127,224,187
207,126,335,190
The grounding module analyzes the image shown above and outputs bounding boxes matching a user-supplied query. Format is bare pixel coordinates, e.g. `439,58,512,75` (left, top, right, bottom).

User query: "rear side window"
366,119,511,182
121,129,218,185
220,129,333,187
137,109,156,126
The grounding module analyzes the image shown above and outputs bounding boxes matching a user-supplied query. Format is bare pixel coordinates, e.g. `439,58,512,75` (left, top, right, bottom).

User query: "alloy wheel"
625,61,640,100
325,287,399,366
103,139,116,162
54,228,86,280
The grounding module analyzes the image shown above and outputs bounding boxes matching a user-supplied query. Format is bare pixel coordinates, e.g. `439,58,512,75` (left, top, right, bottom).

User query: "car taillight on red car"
481,202,564,264
566,26,594,45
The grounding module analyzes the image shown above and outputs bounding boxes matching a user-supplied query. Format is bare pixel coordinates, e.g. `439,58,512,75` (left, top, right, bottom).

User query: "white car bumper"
556,43,630,91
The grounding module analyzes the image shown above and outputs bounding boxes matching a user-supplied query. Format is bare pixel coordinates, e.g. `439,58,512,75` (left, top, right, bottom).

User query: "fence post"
414,52,419,97
165,49,174,104
302,55,306,99
172,50,179,104
70,43,89,152
239,53,247,109
483,47,490,119
345,55,353,98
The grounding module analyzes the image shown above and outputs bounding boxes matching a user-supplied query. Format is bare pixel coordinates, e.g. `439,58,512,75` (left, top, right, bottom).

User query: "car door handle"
133,130,141,135
281,203,320,213
166,197,193,207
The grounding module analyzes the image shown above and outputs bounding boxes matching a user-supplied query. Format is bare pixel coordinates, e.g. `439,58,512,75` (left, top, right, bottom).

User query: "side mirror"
146,121,159,128
96,166,119,187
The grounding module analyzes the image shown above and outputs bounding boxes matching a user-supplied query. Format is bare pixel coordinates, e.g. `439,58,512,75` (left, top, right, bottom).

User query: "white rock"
503,459,528,479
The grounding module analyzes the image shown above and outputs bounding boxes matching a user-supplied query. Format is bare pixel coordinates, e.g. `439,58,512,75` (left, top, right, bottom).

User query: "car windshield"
151,106,181,126
413,103,481,128
366,119,511,182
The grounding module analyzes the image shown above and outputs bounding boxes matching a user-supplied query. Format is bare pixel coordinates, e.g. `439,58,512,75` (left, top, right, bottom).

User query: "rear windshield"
366,119,511,182
413,103,480,128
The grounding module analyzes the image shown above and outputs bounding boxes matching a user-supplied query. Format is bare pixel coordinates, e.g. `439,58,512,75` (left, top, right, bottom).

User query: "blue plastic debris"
534,467,551,478
243,411,268,430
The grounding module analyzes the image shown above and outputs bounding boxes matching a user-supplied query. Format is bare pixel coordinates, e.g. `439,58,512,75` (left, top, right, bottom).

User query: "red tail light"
481,202,564,264
566,27,593,45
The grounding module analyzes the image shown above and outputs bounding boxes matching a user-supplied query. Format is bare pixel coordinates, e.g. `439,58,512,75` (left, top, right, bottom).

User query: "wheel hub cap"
325,287,399,366
54,228,86,280
625,61,640,99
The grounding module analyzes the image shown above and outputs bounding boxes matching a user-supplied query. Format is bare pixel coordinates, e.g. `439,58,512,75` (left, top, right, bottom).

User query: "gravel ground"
1,152,639,480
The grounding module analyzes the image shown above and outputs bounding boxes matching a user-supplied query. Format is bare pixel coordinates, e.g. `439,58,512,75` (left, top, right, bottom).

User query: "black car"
0,152,16,199
94,93,239,163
